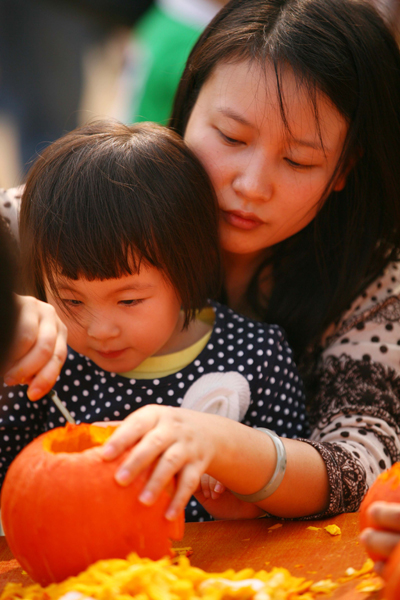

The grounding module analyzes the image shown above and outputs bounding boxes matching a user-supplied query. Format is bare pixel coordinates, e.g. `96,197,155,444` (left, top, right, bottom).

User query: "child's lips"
96,348,127,359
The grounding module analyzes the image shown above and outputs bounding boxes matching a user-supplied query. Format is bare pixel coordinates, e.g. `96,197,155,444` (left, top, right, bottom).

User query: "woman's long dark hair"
170,0,400,358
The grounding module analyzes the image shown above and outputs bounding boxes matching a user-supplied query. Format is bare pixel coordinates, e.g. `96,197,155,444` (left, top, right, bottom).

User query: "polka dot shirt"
0,301,309,522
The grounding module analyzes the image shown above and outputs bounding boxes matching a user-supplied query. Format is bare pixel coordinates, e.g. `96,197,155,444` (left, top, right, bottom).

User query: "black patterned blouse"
299,261,400,517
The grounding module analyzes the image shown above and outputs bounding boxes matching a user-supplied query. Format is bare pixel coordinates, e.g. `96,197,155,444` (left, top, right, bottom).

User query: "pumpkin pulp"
43,423,117,453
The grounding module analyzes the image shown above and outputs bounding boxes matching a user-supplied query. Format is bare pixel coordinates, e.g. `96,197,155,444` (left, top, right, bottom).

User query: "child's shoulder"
208,299,289,340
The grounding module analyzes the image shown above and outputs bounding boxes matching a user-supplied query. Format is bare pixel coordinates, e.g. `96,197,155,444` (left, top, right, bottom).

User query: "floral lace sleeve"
300,262,400,518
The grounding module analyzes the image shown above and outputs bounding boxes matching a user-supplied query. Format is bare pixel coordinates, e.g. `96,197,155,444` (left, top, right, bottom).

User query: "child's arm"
1,295,68,400
100,405,329,521
360,502,400,573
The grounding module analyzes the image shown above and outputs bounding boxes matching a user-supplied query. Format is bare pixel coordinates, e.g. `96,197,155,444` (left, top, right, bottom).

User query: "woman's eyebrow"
289,136,325,151
217,106,252,126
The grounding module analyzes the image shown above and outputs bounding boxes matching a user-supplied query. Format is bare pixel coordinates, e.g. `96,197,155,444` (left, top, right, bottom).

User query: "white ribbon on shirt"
181,371,251,422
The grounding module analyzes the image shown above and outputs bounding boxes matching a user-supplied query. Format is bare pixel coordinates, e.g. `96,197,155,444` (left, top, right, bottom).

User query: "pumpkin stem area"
43,423,117,454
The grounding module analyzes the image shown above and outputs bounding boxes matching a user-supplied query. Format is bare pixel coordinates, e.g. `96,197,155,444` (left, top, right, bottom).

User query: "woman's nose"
86,314,120,340
232,153,273,202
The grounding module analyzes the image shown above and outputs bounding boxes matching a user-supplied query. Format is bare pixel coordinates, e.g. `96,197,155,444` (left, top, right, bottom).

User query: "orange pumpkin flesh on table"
0,423,184,586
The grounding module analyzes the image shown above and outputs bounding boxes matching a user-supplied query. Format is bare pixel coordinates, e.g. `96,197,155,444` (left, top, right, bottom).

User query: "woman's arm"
297,262,400,518
100,405,331,520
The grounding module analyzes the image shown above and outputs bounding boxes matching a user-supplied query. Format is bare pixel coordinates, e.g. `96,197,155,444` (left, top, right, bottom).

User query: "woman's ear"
333,151,361,192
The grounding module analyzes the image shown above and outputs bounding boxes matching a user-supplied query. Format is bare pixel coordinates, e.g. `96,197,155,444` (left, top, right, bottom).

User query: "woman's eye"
285,158,314,169
218,130,242,145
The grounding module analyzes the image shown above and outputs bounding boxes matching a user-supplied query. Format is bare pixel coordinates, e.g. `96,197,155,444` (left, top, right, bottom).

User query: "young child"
0,120,309,523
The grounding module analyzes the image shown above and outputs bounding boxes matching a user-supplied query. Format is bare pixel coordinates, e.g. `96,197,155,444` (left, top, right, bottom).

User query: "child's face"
45,264,183,373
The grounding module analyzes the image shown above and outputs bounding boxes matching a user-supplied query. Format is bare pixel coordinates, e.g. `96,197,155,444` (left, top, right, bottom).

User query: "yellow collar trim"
119,306,215,379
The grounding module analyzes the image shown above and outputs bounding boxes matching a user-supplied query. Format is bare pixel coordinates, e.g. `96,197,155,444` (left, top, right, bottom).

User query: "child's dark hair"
19,120,222,327
170,0,400,356
0,218,19,370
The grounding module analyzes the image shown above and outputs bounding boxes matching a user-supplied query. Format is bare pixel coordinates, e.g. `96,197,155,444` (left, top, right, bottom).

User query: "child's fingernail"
101,444,117,460
214,482,224,493
139,490,154,505
165,508,177,521
115,468,130,485
3,376,15,386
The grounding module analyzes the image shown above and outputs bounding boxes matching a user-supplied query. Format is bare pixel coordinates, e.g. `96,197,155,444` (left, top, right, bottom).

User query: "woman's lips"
221,210,264,231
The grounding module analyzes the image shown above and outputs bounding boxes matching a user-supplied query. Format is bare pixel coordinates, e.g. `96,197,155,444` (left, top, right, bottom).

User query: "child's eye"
118,299,143,306
62,299,82,307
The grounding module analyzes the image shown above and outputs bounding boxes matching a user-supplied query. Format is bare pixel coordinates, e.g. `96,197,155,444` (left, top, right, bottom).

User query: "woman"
165,0,400,519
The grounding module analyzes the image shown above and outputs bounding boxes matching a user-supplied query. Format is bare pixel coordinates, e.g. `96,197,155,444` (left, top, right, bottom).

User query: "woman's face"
184,60,348,258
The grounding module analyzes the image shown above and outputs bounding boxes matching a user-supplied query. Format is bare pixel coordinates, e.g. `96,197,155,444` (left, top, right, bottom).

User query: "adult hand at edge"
2,295,68,400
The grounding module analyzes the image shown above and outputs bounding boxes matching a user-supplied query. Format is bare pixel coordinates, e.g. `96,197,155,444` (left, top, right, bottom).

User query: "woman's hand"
1,295,68,400
99,405,221,521
360,501,400,574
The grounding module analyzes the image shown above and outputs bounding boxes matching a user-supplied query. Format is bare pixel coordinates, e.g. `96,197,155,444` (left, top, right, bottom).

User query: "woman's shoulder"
0,186,24,241
320,260,400,374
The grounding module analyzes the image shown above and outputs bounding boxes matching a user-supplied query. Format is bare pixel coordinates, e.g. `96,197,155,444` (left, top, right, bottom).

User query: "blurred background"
0,0,398,190
0,0,228,189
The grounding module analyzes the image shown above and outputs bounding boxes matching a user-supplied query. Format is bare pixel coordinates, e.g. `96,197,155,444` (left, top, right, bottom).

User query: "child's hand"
360,501,400,573
99,405,219,521
200,474,226,500
194,485,266,520
2,295,68,400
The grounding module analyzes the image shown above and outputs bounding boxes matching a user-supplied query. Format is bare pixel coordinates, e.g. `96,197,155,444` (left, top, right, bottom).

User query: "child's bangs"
38,178,164,288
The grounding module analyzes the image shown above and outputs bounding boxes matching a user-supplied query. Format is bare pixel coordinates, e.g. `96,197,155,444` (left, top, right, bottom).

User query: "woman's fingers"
114,426,177,486
360,527,400,561
100,406,161,461
2,296,67,398
99,406,215,520
164,463,203,521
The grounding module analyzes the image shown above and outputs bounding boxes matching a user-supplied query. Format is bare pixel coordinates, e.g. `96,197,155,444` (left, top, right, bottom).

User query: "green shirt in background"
130,4,202,125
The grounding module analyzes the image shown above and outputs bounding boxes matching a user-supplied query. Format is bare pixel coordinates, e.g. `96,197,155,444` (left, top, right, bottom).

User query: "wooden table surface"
0,512,382,599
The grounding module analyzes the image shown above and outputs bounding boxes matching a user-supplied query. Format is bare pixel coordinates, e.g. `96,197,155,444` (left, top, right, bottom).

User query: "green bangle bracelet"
231,427,287,503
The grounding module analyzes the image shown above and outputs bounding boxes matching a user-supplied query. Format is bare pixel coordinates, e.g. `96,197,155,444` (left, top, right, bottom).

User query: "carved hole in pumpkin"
43,423,117,453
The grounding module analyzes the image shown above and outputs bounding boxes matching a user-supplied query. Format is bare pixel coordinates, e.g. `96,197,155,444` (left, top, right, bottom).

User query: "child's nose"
87,316,119,340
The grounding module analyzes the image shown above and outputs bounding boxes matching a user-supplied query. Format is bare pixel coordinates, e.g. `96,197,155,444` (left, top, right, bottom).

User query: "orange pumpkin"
381,542,400,600
0,423,184,586
359,462,400,562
